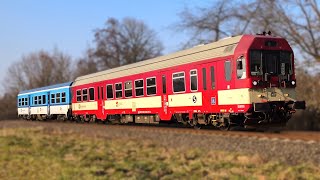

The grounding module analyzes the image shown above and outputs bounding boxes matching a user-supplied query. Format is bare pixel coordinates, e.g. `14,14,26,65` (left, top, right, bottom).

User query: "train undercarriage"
174,100,306,130
21,100,305,132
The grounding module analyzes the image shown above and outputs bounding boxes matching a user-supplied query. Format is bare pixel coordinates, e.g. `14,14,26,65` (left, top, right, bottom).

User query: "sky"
0,0,211,86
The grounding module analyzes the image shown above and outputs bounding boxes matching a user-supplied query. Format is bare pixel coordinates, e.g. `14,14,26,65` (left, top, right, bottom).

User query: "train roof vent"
223,44,236,53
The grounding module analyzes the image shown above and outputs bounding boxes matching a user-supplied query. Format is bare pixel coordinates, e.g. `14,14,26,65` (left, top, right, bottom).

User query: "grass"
0,127,319,180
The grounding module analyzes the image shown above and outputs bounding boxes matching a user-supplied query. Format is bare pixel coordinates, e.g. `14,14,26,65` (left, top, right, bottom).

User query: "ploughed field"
0,120,319,179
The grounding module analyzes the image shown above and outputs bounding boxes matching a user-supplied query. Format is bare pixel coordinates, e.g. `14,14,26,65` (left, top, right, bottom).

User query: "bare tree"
4,49,73,93
177,0,247,48
92,17,163,70
233,0,320,64
74,48,98,77
177,0,320,63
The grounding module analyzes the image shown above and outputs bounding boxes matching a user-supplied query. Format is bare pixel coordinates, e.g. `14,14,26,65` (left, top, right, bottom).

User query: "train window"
115,83,123,98
62,92,66,103
135,79,144,97
43,95,46,104
190,70,198,91
237,56,246,79
125,81,133,98
21,98,24,106
101,87,104,99
51,94,56,103
76,90,81,102
38,96,42,105
34,96,37,105
265,41,277,47
280,52,293,75
225,60,232,81
97,87,100,100
56,93,61,103
250,50,262,76
147,77,156,95
18,98,21,106
210,66,215,89
25,98,28,106
202,68,207,90
107,85,113,99
89,88,94,101
82,89,88,101
173,72,185,93
162,75,166,94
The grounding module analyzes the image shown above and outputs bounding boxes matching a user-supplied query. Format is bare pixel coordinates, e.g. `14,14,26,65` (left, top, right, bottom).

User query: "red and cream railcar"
71,34,305,129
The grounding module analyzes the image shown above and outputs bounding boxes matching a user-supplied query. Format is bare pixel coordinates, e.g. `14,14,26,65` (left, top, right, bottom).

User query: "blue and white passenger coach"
17,82,73,120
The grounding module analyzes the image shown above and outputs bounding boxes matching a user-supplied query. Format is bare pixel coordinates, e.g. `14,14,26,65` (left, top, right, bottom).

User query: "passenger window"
202,68,207,90
82,89,88,101
190,70,198,91
135,79,144,97
76,90,81,102
38,96,42,104
115,83,122,98
51,94,56,103
237,56,246,79
62,92,66,103
34,96,38,105
89,88,94,101
125,81,133,97
107,84,113,99
210,66,215,89
101,87,104,99
97,87,100,100
56,93,61,103
18,98,21,106
173,72,185,93
25,98,28,106
43,95,46,104
147,77,156,95
225,60,232,81
162,75,166,94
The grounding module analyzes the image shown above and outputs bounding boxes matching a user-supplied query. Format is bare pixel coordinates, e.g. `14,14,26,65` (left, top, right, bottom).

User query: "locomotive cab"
243,37,305,127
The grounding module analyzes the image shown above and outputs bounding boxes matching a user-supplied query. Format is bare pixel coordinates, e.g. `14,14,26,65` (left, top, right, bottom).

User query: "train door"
208,63,218,112
47,92,50,116
217,58,234,90
28,95,31,117
97,85,105,120
199,62,218,112
160,71,170,120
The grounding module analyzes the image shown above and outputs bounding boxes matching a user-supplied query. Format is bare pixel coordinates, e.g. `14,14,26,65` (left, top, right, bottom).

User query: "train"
17,34,306,130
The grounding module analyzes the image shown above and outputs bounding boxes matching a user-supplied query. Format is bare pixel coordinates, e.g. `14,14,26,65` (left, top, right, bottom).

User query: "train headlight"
291,80,296,85
252,81,258,86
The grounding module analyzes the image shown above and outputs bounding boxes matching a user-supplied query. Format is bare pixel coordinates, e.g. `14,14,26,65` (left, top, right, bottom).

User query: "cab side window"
224,60,232,81
236,56,246,79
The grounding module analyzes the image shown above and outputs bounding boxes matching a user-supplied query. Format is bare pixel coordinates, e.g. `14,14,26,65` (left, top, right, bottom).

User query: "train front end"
243,35,305,127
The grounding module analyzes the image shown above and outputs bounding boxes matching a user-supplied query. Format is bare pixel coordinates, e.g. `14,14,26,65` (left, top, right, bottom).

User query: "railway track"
1,119,319,143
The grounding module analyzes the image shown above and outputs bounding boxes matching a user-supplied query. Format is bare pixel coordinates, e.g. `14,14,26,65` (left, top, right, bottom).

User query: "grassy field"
0,127,319,180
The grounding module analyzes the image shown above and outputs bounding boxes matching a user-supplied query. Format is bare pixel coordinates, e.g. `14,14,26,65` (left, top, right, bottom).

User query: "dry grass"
0,127,319,180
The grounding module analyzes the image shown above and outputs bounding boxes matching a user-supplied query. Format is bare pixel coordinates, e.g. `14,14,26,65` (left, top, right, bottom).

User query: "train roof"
18,81,73,96
73,35,244,86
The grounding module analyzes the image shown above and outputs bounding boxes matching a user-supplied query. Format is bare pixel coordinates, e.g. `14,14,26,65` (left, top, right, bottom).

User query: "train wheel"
218,117,230,131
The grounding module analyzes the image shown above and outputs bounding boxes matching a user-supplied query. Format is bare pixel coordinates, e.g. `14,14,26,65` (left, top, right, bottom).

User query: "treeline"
1,0,319,130
0,17,163,119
